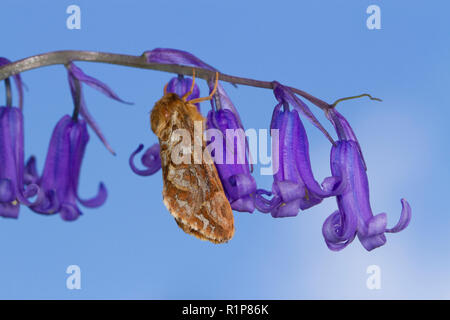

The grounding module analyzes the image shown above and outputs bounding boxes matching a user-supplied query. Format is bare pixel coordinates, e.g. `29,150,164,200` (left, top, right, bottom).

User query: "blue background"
0,0,448,299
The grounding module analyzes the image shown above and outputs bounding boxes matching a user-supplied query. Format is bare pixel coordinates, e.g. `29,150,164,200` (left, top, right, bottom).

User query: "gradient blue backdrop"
0,0,448,299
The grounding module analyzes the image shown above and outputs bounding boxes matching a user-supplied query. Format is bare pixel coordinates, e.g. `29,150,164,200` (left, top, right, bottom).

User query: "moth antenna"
182,69,196,101
188,72,219,104
163,82,168,95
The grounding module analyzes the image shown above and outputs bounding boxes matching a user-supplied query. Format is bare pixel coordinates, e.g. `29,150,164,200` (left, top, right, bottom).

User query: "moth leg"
181,69,197,101
188,72,219,104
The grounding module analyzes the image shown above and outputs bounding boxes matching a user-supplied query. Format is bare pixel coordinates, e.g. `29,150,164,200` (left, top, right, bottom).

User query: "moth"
150,71,234,243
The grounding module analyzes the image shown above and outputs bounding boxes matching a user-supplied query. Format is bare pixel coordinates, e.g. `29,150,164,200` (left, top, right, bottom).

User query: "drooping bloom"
206,108,256,212
0,57,41,218
254,82,343,217
22,63,128,221
0,107,42,218
322,108,411,251
129,74,200,176
25,115,107,221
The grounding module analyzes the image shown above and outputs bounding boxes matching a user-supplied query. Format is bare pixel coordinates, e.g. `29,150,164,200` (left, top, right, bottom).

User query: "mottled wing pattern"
150,93,234,243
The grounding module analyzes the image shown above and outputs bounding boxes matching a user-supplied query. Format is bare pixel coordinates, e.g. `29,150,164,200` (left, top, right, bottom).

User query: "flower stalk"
0,50,379,112
71,76,81,121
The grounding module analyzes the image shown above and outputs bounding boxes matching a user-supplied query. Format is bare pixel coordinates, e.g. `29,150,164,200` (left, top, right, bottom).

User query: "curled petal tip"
321,176,347,195
60,204,82,221
20,183,46,207
224,174,256,201
231,196,255,213
129,143,161,176
271,200,301,218
359,234,387,252
0,202,20,219
322,210,357,251
77,182,108,208
254,189,280,213
366,213,388,237
386,198,412,233
358,214,389,251
134,144,144,153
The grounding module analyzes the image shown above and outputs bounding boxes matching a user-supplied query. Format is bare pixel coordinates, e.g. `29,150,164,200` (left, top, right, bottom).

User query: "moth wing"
162,161,234,244
154,96,234,243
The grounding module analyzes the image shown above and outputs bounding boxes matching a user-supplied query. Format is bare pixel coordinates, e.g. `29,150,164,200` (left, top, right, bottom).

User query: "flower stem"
0,50,382,113
0,50,333,111
4,78,12,107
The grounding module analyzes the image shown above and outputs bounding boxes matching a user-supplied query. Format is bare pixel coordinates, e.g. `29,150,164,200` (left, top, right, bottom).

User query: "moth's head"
150,93,183,136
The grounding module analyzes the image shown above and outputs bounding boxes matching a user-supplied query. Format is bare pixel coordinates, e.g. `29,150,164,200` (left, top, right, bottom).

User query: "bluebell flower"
0,107,42,218
206,108,256,212
24,62,129,220
255,82,343,217
322,109,411,251
26,116,107,221
0,57,42,218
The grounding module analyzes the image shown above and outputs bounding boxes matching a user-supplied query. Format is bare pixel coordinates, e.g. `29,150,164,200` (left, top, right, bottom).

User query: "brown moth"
150,71,234,244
